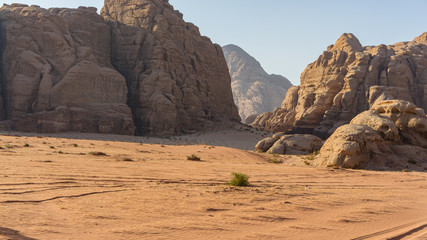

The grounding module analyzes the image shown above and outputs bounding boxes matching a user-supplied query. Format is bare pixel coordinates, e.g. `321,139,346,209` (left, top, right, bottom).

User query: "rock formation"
222,44,292,123
0,4,135,134
0,1,240,135
252,33,427,139
101,0,239,135
315,100,427,170
255,133,323,155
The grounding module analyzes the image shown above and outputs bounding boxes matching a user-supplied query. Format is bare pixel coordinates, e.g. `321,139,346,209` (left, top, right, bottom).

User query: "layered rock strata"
252,33,427,139
222,44,292,123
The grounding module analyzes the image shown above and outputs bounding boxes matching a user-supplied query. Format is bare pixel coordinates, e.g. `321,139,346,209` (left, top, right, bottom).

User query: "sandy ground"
0,131,426,240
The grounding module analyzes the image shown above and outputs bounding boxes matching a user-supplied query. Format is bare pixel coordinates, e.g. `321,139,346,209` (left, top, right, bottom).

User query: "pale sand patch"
0,133,426,239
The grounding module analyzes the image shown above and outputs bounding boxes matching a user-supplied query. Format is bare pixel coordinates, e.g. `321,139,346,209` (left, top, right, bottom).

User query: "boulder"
315,124,390,169
350,110,399,141
316,100,427,170
267,134,323,155
255,137,278,152
372,100,427,148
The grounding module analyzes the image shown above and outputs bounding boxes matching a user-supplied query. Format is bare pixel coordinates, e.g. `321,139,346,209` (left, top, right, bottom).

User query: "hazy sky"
2,0,426,85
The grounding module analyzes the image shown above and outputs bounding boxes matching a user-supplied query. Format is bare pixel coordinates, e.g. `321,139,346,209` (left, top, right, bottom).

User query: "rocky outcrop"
252,33,427,139
101,0,239,135
315,100,427,170
255,133,322,155
0,1,240,135
0,4,134,134
222,44,292,123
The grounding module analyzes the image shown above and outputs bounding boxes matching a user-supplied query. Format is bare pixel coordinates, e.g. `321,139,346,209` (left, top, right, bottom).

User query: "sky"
2,0,427,85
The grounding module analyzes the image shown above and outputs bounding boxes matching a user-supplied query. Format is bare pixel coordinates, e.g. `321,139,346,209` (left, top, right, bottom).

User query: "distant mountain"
222,44,292,123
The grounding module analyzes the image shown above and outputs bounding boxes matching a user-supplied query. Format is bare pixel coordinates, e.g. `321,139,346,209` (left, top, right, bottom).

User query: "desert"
0,0,426,239
0,130,426,239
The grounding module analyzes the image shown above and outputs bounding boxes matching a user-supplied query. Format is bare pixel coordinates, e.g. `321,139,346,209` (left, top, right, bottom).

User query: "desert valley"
0,0,426,239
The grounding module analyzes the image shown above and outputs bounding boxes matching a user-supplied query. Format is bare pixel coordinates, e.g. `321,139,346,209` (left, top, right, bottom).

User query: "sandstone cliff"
0,1,240,135
101,0,240,135
0,4,135,134
222,44,292,123
252,33,427,138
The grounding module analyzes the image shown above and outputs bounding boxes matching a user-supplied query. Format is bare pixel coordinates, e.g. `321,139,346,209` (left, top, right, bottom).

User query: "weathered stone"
0,4,135,135
255,137,278,152
372,100,427,148
350,110,399,141
315,124,390,169
222,44,292,122
0,1,240,136
252,33,427,139
316,100,427,170
267,134,323,155
101,0,240,135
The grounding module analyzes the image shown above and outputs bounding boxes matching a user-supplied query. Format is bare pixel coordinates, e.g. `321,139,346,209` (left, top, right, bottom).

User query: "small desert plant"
227,172,250,186
269,157,283,164
89,151,107,156
187,154,201,161
23,143,30,147
304,160,311,166
305,150,320,160
50,146,55,149
73,144,78,147
58,150,64,154
407,157,417,165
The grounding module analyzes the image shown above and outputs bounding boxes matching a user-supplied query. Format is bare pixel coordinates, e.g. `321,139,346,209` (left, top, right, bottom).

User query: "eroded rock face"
0,5,135,134
372,100,427,148
222,44,292,123
255,133,323,155
267,134,323,155
252,33,427,139
101,0,240,135
350,110,399,141
316,100,427,170
315,124,390,169
0,1,240,136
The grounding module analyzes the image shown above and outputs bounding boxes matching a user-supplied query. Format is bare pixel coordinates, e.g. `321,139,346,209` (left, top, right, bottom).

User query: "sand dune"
0,133,426,239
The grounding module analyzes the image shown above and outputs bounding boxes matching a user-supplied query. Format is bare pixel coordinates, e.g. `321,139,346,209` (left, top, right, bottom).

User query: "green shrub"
305,150,320,160
227,172,250,186
269,157,283,164
187,154,201,161
23,143,30,147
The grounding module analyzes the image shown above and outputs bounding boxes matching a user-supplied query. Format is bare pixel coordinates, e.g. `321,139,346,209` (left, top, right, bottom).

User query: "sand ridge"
0,133,426,239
